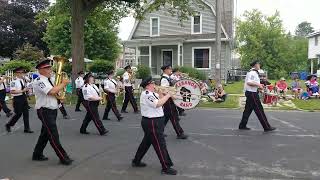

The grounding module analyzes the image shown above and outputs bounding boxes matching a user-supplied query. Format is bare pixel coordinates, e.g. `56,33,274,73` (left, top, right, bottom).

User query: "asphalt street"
1,106,320,180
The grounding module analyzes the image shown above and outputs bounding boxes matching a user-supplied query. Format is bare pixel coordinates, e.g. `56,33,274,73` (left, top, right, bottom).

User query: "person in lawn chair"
305,75,319,96
291,77,303,99
276,77,288,98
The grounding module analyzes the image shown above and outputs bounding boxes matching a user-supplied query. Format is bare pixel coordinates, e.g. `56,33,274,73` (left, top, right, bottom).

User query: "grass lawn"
292,99,320,111
224,81,244,94
198,96,239,109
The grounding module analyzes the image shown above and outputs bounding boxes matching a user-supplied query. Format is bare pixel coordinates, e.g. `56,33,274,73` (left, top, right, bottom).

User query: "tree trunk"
71,0,85,92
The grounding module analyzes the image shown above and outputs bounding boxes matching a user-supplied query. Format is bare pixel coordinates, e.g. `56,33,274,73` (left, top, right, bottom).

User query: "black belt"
142,116,164,120
246,91,258,93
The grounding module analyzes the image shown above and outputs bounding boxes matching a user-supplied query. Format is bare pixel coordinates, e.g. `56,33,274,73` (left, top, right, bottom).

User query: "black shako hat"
36,59,52,69
140,76,153,88
161,64,172,71
13,67,26,73
106,70,114,75
78,71,84,75
250,60,261,67
83,72,93,81
124,65,131,70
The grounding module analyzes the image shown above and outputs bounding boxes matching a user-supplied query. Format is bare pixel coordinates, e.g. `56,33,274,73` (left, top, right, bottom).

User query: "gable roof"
128,0,230,40
307,30,320,38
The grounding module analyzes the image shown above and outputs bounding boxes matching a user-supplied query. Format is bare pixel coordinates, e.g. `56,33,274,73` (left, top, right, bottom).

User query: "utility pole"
215,0,222,84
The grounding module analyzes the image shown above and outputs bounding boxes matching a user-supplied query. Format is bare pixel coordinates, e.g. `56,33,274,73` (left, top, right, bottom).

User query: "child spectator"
291,78,302,99
276,77,288,96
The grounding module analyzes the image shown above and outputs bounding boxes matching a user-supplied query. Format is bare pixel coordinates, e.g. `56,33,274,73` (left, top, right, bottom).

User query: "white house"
308,30,320,74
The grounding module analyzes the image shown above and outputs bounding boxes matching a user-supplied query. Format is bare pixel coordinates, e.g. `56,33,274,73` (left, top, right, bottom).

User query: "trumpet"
155,85,178,94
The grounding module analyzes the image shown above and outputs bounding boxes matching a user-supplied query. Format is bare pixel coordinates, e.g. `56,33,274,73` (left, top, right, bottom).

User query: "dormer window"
150,17,160,37
192,14,202,34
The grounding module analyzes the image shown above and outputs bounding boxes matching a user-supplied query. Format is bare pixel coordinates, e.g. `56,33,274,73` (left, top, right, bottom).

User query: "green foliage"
236,10,309,79
116,68,125,77
136,65,151,79
178,66,206,80
62,62,72,75
295,21,314,37
1,60,34,72
88,60,114,73
0,0,49,58
14,43,44,62
41,0,123,60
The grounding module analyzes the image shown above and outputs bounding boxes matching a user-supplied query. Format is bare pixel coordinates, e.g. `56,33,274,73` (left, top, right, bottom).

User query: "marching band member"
121,65,139,113
32,59,73,165
239,61,276,132
80,73,108,135
170,68,186,116
160,65,188,139
5,67,33,133
0,74,13,117
75,71,85,112
102,70,123,121
132,76,177,175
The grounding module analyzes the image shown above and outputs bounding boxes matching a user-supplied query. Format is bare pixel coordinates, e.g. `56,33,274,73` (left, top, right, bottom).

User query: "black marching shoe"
177,134,188,139
6,112,13,118
134,110,140,114
239,126,251,130
121,110,128,113
179,112,186,116
32,155,49,161
63,115,70,119
75,109,81,112
161,168,177,175
5,124,11,132
100,130,109,136
80,130,90,134
264,127,276,132
131,160,147,167
60,158,73,166
24,129,34,133
118,116,124,121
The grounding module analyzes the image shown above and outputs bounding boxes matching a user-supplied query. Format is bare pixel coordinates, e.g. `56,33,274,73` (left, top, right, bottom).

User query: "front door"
162,50,173,66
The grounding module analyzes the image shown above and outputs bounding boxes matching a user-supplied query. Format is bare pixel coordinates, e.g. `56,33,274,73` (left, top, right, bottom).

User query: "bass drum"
173,79,201,110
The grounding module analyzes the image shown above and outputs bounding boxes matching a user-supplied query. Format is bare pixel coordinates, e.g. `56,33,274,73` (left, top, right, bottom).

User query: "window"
192,14,202,34
315,36,319,46
192,47,211,69
150,17,160,37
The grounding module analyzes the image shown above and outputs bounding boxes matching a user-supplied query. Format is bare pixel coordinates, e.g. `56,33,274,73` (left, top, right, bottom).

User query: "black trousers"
7,95,30,130
75,88,84,110
103,92,121,120
80,101,106,134
33,108,69,161
121,86,138,112
177,107,185,115
58,100,68,117
164,98,184,136
0,89,11,114
133,117,173,170
239,91,272,130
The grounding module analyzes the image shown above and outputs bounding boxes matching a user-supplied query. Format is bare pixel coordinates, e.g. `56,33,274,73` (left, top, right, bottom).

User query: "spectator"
199,81,208,95
305,75,319,96
260,74,271,86
291,78,302,99
276,77,288,96
208,84,227,102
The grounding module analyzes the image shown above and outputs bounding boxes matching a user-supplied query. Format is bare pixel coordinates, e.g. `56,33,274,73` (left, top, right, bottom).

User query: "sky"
49,0,320,40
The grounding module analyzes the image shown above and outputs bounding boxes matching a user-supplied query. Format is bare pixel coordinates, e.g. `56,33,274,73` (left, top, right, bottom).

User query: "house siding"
183,42,228,79
132,1,216,39
308,35,320,59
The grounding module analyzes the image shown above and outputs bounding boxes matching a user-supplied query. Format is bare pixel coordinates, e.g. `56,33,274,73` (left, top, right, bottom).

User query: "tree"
236,10,308,79
0,0,49,58
88,60,114,73
68,0,198,89
14,43,44,62
295,21,314,37
41,2,122,61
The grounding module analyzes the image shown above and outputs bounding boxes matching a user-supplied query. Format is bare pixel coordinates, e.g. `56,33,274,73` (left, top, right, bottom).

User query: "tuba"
53,56,68,100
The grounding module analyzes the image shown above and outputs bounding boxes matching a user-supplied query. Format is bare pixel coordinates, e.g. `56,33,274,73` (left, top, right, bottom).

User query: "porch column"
149,45,152,68
177,44,181,66
135,46,139,66
311,59,314,74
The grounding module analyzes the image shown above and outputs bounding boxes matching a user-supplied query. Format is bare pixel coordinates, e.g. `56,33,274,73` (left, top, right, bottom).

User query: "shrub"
88,59,114,73
178,66,206,80
2,60,34,72
116,68,125,77
14,43,44,62
136,65,151,79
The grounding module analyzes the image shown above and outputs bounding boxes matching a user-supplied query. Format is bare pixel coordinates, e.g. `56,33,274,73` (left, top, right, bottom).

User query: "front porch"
123,39,183,77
